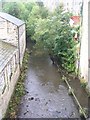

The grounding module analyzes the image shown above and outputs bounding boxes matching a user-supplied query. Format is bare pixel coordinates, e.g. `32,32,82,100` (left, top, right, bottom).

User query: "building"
61,0,82,15
80,0,90,91
0,12,26,118
41,0,82,14
42,0,60,12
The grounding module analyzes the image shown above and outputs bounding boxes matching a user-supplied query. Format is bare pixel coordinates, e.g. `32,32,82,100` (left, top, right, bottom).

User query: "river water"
17,42,80,118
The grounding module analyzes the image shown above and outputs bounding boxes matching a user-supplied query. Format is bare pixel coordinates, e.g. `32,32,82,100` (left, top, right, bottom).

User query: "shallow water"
17,43,80,118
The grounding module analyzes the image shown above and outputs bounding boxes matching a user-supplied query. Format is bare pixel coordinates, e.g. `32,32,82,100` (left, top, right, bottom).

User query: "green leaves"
32,6,76,72
3,2,76,72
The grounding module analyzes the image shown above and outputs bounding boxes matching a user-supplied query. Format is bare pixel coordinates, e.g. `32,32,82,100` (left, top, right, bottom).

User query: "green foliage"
3,2,76,72
33,7,76,72
3,2,21,18
26,4,48,38
3,2,35,37
80,78,88,89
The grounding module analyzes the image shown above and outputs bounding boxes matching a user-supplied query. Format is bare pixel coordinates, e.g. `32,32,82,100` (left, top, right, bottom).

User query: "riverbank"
55,64,88,119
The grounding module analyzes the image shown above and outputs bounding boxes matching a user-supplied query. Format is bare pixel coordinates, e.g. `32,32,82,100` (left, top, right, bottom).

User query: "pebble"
26,105,29,107
25,90,29,94
35,98,40,101
56,111,61,113
28,97,34,101
45,102,48,105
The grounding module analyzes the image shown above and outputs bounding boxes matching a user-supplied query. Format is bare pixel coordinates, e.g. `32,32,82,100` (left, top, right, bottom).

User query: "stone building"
0,12,26,118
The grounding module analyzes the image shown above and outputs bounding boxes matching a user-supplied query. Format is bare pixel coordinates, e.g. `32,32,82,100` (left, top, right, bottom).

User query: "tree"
33,6,76,72
26,3,49,38
3,2,76,72
3,2,35,38
3,2,21,18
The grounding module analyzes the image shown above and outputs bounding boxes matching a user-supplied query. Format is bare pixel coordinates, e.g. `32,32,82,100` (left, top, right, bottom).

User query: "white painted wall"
64,0,82,15
88,1,90,90
43,0,58,12
80,0,88,82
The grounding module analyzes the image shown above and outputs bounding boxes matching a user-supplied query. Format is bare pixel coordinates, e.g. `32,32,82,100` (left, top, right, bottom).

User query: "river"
17,42,80,118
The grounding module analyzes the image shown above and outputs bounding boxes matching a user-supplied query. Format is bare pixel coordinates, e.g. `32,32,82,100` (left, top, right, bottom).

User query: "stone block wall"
80,0,88,82
0,17,18,47
0,14,26,119
0,50,20,118
0,17,7,39
7,21,18,47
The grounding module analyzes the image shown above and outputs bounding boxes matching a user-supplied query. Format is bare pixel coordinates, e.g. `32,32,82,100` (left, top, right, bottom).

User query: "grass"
4,48,30,118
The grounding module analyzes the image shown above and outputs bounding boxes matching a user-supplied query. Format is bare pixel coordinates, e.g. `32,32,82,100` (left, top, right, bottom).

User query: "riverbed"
17,43,80,118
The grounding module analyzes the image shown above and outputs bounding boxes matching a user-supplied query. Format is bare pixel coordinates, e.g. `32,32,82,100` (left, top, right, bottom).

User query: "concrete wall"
80,0,88,82
88,1,90,91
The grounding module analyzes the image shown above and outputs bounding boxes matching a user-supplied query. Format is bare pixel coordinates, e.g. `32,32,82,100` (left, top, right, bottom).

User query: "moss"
61,75,66,82
80,78,88,89
85,86,90,97
79,107,88,118
68,87,74,95
4,48,30,118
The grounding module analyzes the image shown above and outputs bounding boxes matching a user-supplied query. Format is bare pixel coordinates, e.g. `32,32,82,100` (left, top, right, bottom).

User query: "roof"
70,16,80,25
0,12,25,27
0,41,17,73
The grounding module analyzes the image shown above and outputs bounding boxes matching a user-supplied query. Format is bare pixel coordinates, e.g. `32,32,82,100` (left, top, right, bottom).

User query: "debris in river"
25,90,29,94
35,98,40,102
28,97,34,101
45,102,48,105
26,105,29,107
23,111,29,115
56,111,61,113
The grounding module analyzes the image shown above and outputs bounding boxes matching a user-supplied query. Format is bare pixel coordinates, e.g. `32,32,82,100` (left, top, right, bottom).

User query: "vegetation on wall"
3,2,76,72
